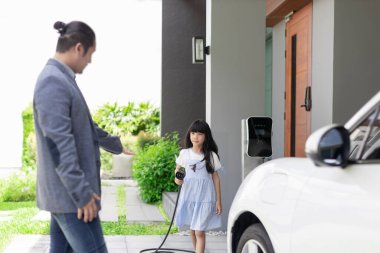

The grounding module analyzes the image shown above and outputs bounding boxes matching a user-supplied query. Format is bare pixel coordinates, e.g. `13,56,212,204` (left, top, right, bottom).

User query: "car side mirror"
305,125,350,167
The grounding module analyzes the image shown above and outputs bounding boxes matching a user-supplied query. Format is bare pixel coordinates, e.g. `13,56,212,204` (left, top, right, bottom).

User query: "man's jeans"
50,213,108,253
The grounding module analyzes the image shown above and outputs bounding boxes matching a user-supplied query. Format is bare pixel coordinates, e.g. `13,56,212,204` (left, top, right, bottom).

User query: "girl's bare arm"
212,171,222,215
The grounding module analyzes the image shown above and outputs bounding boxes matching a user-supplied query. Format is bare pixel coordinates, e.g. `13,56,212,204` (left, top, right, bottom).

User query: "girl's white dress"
174,148,222,231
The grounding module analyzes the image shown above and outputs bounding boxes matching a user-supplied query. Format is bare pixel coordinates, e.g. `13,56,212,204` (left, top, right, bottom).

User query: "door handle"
300,86,312,111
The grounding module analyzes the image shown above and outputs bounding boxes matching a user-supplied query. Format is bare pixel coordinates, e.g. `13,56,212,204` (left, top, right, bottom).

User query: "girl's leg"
194,230,206,253
190,230,197,249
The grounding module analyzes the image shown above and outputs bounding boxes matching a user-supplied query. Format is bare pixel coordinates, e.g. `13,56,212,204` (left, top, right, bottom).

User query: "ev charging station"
241,117,273,179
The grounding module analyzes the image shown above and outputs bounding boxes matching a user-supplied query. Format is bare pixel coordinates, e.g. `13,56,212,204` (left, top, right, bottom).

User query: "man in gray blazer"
33,21,130,253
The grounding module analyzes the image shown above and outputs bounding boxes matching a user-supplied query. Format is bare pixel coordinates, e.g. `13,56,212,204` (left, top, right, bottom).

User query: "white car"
227,91,380,253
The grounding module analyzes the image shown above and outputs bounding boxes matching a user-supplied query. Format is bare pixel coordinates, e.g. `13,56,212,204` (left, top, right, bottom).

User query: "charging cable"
140,170,195,253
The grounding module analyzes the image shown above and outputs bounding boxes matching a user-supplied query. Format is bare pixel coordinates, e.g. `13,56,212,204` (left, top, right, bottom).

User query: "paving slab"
99,186,118,222
102,179,137,187
126,187,165,223
0,210,16,222
3,235,50,253
3,235,227,253
0,210,16,217
31,210,50,222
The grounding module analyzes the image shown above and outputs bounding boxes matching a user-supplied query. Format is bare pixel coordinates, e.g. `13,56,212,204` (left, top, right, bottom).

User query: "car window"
349,106,380,161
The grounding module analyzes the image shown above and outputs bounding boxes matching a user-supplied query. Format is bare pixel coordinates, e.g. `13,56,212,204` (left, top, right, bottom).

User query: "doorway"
284,2,312,157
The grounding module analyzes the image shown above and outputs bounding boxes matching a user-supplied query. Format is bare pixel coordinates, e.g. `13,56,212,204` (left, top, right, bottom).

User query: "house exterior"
162,0,380,230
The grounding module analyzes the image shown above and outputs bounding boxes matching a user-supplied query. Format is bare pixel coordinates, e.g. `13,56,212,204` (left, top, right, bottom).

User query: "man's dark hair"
54,21,96,54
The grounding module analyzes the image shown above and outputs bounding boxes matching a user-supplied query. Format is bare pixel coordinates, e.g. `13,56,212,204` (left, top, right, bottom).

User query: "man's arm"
93,124,134,155
93,123,123,154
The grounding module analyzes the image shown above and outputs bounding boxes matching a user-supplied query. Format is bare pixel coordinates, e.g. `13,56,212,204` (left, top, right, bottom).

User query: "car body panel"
228,158,316,253
291,162,380,253
228,91,380,253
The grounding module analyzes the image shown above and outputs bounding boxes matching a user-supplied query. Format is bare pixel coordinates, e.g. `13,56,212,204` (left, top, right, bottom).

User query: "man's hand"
123,147,135,155
77,193,101,223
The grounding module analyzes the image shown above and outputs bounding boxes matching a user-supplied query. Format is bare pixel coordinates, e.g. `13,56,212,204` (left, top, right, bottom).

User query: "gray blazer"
33,58,123,213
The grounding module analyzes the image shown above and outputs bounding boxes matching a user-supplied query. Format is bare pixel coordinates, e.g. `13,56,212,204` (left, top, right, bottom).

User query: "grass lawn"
0,201,48,252
0,185,177,252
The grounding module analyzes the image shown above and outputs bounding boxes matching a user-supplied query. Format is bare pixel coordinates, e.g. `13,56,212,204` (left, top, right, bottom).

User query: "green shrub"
100,149,113,173
130,102,160,135
92,102,159,176
0,169,36,202
136,131,159,150
92,102,160,136
92,102,132,135
132,133,180,203
22,104,36,170
120,135,138,154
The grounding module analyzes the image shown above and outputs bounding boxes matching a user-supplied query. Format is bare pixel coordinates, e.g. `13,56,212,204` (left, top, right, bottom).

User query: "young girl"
174,119,222,253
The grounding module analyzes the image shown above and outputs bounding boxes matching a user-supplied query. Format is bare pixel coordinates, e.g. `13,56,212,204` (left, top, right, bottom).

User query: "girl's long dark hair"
185,119,219,173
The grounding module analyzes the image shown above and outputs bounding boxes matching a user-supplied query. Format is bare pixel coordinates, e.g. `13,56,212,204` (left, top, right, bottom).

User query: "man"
33,20,131,253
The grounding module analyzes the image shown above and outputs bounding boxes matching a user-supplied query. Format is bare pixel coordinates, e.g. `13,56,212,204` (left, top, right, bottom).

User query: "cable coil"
140,181,195,253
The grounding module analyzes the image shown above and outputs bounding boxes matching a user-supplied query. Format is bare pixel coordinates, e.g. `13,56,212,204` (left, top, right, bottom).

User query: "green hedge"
0,169,36,202
92,102,160,136
21,104,36,170
92,102,160,174
132,133,180,203
136,131,160,150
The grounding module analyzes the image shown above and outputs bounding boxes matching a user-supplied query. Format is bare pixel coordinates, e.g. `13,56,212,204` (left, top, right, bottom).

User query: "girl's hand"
216,201,222,215
174,177,183,186
174,165,184,186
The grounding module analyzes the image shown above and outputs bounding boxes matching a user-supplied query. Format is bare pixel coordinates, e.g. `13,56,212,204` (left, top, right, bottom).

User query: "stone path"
125,186,165,223
0,210,15,222
3,234,227,253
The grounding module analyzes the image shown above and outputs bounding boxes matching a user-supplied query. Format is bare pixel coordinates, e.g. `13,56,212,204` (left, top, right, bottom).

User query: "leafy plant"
129,102,160,135
92,101,160,136
0,169,36,202
21,104,36,170
132,133,180,203
100,150,113,174
136,131,159,150
92,102,160,177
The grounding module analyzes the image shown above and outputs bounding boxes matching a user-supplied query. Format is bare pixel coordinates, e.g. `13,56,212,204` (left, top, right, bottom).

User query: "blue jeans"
50,213,108,253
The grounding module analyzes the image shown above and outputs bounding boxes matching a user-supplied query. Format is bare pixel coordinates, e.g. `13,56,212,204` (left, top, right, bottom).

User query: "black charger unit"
247,117,272,157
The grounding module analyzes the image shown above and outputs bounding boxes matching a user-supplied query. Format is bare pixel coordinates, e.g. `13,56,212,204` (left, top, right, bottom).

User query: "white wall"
0,0,162,168
206,0,265,230
333,0,380,124
311,0,380,128
311,0,335,131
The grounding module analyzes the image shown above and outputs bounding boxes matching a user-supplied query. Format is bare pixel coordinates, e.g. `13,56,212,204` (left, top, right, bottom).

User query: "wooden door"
285,2,312,157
